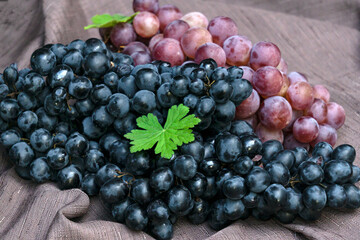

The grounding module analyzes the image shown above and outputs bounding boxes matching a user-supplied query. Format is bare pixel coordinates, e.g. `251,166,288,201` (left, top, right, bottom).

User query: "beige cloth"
0,0,360,239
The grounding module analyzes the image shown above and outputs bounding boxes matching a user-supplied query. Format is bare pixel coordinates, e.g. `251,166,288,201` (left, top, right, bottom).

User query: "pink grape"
131,51,152,66
287,72,308,85
181,12,209,28
283,133,310,151
283,109,303,132
258,96,293,130
110,23,137,48
249,41,281,70
156,5,182,32
253,66,283,97
122,41,150,55
152,38,185,66
223,35,252,66
326,102,345,129
310,124,337,147
242,115,258,129
293,116,319,143
207,16,238,46
240,66,254,85
163,20,190,41
180,27,212,58
277,58,288,74
133,0,159,14
149,33,163,52
256,123,284,143
286,81,314,110
313,84,330,103
304,98,328,124
194,43,226,67
276,74,290,97
235,89,260,119
133,11,160,38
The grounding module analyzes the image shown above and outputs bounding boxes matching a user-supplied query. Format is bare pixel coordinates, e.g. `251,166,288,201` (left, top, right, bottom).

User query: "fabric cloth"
1,0,360,239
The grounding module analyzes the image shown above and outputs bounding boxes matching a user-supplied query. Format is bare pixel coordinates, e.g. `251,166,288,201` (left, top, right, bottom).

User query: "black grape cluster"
0,38,359,240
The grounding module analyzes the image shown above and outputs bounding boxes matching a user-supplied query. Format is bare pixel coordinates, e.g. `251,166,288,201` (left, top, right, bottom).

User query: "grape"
209,80,233,103
344,184,360,209
276,74,290,97
9,142,34,167
264,183,287,208
149,220,174,240
223,35,252,66
246,167,271,193
133,11,160,38
293,116,319,143
283,109,303,132
286,81,314,110
276,58,288,74
152,38,185,66
125,203,148,231
255,123,284,143
148,33,163,52
180,140,205,163
163,20,190,41
298,161,324,185
180,27,213,59
172,155,197,180
187,198,210,224
313,84,330,103
131,178,152,205
30,48,57,75
62,50,83,74
326,184,347,208
287,71,308,85
249,41,281,70
122,41,150,55
185,172,207,197
57,165,82,189
258,96,292,130
253,66,283,97
332,144,356,163
110,23,137,48
84,52,110,78
302,185,327,211
310,124,337,147
150,167,174,193
133,0,159,14
167,185,194,216
207,16,238,46
304,98,327,124
284,134,310,151
156,4,183,32
234,89,260,119
325,102,345,129
195,43,226,67
131,51,152,66
179,11,208,29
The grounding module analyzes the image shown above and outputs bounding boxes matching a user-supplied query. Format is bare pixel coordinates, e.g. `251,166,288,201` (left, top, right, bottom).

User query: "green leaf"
124,104,201,159
84,12,138,30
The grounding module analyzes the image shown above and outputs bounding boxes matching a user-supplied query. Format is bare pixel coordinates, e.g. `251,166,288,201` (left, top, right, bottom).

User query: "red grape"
283,133,310,151
131,51,152,66
207,16,238,46
313,84,330,103
293,116,319,143
277,57,288,74
253,66,283,97
223,35,252,66
180,27,213,58
326,102,345,129
133,0,159,14
149,33,163,52
194,43,226,67
310,124,337,147
110,23,137,48
242,114,258,129
163,20,190,41
240,66,254,85
181,12,209,28
156,5,183,32
286,81,314,110
123,41,150,55
256,123,284,143
258,96,292,130
249,41,281,70
152,38,185,66
304,98,328,124
287,72,308,85
133,11,160,38
235,89,260,119
99,27,112,40
276,74,290,97
283,109,303,132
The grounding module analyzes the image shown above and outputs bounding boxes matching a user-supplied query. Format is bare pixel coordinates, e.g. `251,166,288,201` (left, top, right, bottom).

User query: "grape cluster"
97,0,346,149
0,38,358,240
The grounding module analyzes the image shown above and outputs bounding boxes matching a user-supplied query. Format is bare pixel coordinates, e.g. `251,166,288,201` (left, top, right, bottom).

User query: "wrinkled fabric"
0,0,360,239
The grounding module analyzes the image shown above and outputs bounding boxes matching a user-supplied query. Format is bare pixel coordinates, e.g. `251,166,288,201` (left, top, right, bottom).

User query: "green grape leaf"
124,104,201,159
84,12,138,30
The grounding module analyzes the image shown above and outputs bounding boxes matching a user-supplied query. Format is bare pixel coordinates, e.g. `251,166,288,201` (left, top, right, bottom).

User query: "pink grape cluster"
99,0,345,149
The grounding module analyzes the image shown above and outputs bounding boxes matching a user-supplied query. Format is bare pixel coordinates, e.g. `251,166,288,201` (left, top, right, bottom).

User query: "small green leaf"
124,104,201,159
84,12,138,30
